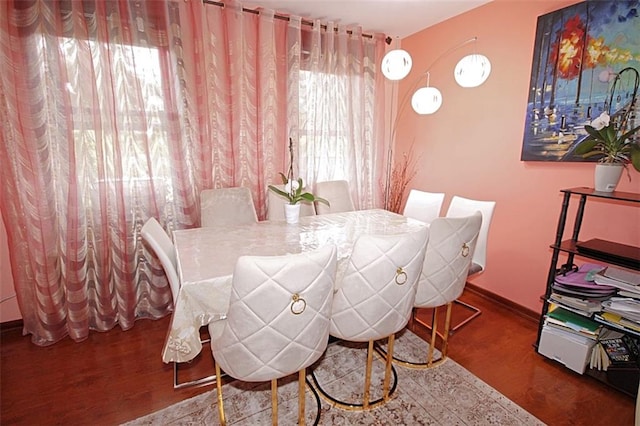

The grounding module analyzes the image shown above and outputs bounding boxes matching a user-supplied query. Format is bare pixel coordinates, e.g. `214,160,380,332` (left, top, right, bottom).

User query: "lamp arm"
384,36,480,210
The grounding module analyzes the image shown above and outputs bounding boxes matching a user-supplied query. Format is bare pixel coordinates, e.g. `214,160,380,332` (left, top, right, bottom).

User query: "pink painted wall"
0,211,19,321
394,0,640,313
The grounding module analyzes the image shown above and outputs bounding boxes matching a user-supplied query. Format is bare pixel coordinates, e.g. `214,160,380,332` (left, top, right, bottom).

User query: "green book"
547,305,600,334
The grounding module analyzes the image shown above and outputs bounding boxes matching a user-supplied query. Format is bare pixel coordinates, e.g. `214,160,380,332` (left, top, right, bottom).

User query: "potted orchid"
268,138,329,223
574,111,640,192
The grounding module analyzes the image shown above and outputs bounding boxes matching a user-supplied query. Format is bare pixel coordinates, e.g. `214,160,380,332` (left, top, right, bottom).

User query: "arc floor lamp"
382,37,491,332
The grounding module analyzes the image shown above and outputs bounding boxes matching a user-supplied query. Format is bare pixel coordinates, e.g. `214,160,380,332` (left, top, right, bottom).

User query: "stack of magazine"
544,303,602,340
593,266,640,334
550,263,616,317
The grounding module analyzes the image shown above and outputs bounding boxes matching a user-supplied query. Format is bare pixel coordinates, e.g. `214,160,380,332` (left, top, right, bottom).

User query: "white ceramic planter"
594,163,624,192
284,203,301,224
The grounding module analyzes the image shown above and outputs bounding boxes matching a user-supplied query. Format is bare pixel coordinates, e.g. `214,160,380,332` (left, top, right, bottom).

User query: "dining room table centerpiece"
268,138,329,224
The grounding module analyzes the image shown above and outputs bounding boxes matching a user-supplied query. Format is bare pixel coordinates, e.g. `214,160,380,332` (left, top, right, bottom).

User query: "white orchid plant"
574,111,640,172
268,139,330,207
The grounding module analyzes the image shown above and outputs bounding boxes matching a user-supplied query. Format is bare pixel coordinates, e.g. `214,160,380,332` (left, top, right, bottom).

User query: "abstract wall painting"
521,0,640,162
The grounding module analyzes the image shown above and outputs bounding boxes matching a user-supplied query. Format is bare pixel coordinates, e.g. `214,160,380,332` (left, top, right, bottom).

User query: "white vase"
594,163,624,193
284,203,301,224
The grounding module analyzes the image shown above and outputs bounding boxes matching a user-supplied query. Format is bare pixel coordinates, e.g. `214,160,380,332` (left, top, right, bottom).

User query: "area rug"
125,330,545,425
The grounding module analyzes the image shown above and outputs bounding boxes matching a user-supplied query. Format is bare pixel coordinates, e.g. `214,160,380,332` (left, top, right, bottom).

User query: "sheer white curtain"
292,21,388,209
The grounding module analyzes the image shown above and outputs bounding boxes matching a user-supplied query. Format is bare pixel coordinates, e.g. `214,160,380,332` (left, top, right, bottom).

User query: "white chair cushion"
210,245,337,382
414,212,482,308
330,227,429,342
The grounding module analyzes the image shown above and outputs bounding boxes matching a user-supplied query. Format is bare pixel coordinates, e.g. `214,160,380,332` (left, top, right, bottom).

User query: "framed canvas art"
521,0,640,162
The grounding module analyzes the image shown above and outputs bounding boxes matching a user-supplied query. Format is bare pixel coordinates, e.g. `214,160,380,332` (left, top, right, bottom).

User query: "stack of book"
590,328,640,394
551,263,616,317
594,266,640,297
593,267,640,334
544,303,602,340
590,328,629,370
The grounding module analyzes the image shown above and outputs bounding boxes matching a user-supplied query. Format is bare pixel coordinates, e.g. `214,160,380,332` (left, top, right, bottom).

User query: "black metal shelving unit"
536,187,640,395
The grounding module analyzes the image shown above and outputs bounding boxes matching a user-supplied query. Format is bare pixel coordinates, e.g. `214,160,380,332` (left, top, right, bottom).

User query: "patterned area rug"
125,330,545,425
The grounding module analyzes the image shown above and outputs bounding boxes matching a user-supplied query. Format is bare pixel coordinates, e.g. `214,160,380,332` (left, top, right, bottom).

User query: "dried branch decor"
384,148,418,213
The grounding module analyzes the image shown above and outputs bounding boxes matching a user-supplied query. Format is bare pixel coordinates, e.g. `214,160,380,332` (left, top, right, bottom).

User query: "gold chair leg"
387,306,450,369
298,369,306,426
271,378,278,426
363,340,374,409
427,308,438,367
383,334,395,402
215,362,226,426
442,302,453,359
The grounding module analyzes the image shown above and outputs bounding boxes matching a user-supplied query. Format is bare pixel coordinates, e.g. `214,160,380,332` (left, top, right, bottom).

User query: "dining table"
161,208,427,363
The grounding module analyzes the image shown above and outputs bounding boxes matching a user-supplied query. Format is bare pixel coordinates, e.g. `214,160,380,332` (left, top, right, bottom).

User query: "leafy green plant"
268,173,329,206
268,138,329,206
574,111,640,172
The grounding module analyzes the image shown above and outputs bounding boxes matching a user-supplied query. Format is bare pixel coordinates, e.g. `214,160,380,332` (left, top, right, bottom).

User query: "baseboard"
0,286,542,333
1,319,23,333
465,283,541,323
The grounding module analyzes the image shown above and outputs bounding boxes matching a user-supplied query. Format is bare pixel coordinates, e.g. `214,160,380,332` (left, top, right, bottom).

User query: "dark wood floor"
1,289,636,425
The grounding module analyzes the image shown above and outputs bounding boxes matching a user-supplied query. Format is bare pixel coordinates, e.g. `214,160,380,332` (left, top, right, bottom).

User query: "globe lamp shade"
381,49,412,81
454,54,491,88
411,86,442,114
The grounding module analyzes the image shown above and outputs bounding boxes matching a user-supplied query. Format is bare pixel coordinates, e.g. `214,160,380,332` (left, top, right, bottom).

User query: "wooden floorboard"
1,289,636,425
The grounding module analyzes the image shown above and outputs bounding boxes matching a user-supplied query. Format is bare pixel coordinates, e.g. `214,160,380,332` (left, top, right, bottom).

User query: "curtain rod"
202,0,389,43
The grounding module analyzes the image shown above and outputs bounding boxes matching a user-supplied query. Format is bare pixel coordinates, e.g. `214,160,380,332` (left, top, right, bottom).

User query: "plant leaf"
574,139,598,155
313,196,330,206
268,185,291,200
631,145,640,172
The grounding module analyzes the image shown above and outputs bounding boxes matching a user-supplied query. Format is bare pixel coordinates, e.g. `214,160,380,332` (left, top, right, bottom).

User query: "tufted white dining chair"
266,184,316,221
310,227,429,410
141,217,217,389
445,196,496,332
210,245,337,425
390,212,482,368
402,189,445,224
313,180,355,215
200,187,258,227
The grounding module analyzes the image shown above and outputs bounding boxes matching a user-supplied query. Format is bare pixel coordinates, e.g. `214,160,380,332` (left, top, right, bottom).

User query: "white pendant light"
411,86,442,114
381,48,412,81
454,54,491,88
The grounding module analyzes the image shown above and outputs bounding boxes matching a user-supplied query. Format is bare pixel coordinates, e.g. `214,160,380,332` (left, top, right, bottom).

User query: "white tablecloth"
162,209,426,363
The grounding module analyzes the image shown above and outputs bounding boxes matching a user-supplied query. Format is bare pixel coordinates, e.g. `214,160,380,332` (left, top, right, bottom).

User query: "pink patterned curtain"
0,0,387,345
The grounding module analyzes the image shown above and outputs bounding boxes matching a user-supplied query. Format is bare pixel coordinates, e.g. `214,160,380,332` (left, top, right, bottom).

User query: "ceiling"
241,0,492,39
